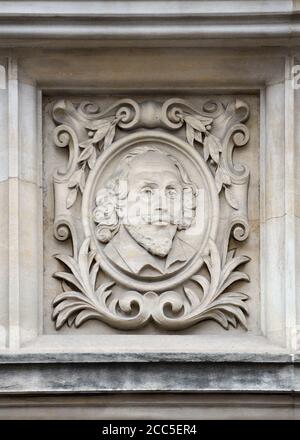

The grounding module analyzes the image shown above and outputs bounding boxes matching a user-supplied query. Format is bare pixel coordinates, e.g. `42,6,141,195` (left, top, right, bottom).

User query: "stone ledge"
0,361,298,394
0,393,299,419
0,352,293,364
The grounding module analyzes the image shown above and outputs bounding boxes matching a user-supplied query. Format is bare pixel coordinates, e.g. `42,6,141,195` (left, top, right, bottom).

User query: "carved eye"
141,187,154,197
166,187,178,199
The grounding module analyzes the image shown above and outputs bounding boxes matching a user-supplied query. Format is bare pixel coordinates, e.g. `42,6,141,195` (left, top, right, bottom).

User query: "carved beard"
126,223,177,257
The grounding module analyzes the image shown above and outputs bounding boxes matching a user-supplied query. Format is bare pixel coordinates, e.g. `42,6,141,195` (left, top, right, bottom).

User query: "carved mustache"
141,212,181,225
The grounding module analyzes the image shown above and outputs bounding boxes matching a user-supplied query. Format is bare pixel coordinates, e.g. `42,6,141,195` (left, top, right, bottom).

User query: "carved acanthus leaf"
52,239,249,331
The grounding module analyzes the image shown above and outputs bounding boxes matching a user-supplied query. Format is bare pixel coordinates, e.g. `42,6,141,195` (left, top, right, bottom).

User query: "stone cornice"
0,1,300,47
0,1,298,18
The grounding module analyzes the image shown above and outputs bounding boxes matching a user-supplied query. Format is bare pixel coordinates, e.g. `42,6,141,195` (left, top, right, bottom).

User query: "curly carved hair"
93,146,197,243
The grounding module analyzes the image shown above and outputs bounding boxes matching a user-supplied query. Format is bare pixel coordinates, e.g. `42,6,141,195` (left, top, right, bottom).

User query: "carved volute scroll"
48,98,251,331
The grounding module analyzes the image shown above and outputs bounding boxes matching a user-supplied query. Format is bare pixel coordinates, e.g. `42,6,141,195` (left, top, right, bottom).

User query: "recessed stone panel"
42,94,260,336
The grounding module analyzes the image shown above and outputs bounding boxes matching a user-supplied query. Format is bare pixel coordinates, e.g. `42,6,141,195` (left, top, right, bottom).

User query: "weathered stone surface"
0,361,296,394
0,0,299,420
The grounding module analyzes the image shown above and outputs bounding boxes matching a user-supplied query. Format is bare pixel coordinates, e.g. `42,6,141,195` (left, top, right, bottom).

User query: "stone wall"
0,0,300,419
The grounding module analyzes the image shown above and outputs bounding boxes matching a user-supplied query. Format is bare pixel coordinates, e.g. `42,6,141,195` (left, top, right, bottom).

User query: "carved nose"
157,196,168,213
157,194,168,212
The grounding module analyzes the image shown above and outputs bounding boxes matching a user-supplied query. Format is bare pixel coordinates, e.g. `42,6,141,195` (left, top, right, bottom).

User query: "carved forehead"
127,150,179,176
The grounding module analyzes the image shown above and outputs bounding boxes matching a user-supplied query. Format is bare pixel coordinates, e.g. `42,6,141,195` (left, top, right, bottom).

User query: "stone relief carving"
49,98,251,331
93,146,198,277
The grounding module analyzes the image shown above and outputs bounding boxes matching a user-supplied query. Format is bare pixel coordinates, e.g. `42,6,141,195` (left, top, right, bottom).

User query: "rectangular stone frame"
0,45,299,393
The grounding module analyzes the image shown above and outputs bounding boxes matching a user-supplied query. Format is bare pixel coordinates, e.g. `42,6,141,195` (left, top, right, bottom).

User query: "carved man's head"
93,146,197,258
